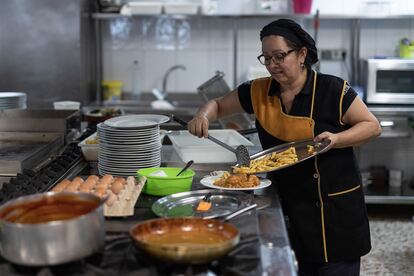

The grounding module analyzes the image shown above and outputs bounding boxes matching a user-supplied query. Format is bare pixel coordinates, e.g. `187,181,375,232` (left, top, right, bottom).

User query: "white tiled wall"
359,19,414,59
102,15,414,93
101,7,414,178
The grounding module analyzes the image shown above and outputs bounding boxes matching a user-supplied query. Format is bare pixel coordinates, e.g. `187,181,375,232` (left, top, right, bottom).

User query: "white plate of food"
200,173,271,191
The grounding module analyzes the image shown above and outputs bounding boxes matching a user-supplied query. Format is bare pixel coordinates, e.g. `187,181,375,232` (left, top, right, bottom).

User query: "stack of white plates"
97,114,170,177
0,92,26,109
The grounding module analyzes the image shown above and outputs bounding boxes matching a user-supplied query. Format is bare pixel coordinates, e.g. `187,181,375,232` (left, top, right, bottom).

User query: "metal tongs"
171,114,251,167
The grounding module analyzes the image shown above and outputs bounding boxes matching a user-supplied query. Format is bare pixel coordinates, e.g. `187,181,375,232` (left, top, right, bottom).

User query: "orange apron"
250,72,318,142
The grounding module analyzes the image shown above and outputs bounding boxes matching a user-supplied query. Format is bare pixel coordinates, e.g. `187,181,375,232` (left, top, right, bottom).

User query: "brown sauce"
146,232,228,246
0,194,99,224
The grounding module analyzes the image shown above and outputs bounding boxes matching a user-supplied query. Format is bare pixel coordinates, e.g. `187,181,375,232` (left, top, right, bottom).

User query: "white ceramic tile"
142,49,177,92
238,48,265,82
206,49,234,87
238,18,268,50
202,18,234,50
102,48,146,93
101,15,414,101
174,50,209,92
359,19,413,58
311,0,351,15
182,18,210,50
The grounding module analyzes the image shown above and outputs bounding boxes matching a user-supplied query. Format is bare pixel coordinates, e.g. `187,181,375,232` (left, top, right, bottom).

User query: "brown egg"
95,185,106,193
51,179,71,192
95,182,109,191
96,175,113,189
113,177,126,185
100,174,113,184
94,190,106,198
72,177,84,185
79,179,96,193
110,180,124,194
94,186,107,198
86,175,100,182
64,182,80,192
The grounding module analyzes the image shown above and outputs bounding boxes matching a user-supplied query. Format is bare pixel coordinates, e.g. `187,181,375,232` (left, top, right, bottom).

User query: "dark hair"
260,19,318,67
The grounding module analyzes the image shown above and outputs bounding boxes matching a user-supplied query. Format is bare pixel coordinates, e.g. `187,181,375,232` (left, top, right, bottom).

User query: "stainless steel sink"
86,101,200,130
102,100,202,109
85,94,216,130
170,100,203,108
100,100,200,117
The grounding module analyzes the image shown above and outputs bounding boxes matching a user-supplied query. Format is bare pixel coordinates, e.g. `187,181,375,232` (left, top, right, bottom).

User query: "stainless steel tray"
152,189,254,219
0,132,64,175
234,138,331,174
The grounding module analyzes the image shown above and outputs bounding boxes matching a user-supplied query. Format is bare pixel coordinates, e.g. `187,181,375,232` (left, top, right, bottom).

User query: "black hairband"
260,19,319,65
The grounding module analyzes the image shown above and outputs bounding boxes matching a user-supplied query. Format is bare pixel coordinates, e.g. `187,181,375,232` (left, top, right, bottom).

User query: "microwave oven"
361,59,414,105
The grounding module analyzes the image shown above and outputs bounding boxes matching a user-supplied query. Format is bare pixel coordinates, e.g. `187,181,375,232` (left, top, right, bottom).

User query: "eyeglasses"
257,49,295,66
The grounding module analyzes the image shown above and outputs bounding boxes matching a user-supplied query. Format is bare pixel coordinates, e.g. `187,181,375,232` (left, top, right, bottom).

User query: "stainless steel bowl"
0,192,105,266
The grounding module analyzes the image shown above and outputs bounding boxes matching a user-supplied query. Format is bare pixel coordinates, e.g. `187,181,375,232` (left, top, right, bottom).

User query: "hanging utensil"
176,160,194,176
171,114,251,167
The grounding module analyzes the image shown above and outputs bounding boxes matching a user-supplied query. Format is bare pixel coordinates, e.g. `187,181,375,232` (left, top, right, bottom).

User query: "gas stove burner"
0,228,260,276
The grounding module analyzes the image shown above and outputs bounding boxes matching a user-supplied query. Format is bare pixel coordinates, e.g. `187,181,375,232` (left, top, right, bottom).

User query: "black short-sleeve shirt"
238,70,357,118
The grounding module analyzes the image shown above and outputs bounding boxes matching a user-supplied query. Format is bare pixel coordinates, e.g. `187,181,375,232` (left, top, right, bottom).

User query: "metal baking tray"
0,109,81,134
152,189,254,219
0,132,64,175
234,138,331,174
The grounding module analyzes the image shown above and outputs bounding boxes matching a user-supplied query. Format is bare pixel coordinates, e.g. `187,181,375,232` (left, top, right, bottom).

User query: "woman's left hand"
314,131,338,150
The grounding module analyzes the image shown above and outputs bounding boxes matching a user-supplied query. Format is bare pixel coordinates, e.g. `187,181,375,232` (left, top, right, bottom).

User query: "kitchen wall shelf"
365,195,414,205
91,12,414,20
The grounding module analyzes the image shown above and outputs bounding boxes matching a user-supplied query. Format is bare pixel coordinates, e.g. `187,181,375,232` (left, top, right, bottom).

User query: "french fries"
307,145,315,154
233,146,298,174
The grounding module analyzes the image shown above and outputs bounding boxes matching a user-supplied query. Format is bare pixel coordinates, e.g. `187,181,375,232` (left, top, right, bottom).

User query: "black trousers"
298,259,360,276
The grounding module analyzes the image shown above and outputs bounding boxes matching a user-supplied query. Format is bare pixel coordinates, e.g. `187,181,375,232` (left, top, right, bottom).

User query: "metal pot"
0,192,105,266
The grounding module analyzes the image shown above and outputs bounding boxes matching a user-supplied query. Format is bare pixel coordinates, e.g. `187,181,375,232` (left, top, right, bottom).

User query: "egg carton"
51,175,146,217
104,176,145,217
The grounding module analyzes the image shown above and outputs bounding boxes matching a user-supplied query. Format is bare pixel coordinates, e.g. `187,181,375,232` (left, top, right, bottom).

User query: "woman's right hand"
188,114,209,138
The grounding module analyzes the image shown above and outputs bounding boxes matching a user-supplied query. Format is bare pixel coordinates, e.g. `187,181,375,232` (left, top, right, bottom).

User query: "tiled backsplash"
102,16,414,94
100,8,414,179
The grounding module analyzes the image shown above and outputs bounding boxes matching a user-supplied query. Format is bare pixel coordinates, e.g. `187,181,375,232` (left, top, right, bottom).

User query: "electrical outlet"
319,49,347,60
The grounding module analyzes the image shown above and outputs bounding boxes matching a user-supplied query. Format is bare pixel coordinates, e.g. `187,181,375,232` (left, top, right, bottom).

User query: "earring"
300,63,305,69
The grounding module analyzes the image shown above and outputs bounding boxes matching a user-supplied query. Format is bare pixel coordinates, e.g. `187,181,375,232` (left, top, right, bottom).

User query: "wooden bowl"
129,217,239,264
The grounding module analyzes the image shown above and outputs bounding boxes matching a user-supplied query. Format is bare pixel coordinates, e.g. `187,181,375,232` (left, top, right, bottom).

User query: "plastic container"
293,0,312,14
78,132,99,161
53,101,81,110
102,80,123,101
167,129,254,164
126,2,163,15
164,2,199,15
399,44,414,58
137,167,195,196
